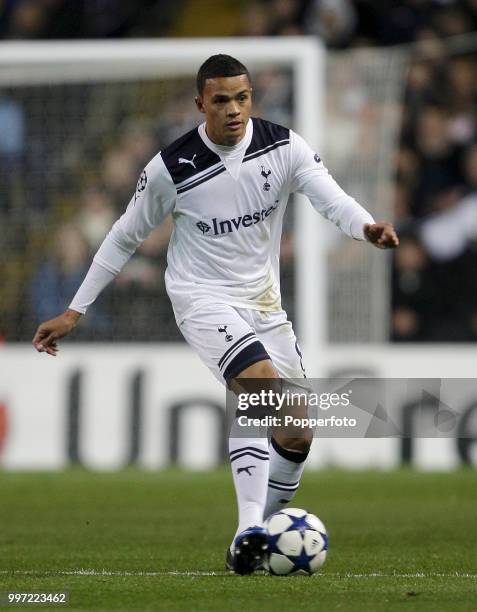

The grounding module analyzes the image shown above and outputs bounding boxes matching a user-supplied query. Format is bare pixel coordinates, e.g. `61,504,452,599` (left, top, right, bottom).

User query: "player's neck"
205,124,246,148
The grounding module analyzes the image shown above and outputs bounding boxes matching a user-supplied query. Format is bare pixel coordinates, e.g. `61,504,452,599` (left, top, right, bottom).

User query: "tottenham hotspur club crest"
218,325,233,342
261,166,271,191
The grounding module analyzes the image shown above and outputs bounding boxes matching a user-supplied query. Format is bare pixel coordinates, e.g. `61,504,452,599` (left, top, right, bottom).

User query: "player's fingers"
366,225,388,245
36,332,58,352
32,327,48,347
365,224,381,240
378,229,399,248
41,344,59,356
33,337,48,351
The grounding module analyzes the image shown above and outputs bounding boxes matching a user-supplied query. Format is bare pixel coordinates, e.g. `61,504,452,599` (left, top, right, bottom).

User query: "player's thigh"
179,303,271,385
251,310,306,379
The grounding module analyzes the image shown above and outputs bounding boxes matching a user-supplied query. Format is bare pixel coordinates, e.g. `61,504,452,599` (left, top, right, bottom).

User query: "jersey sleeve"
69,153,176,314
289,130,374,240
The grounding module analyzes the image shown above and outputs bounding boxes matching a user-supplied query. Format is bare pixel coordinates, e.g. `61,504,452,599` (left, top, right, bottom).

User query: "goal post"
0,37,325,374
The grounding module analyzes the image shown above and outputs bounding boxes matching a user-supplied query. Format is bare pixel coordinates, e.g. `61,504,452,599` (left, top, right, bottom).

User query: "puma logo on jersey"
196,201,279,236
178,154,197,168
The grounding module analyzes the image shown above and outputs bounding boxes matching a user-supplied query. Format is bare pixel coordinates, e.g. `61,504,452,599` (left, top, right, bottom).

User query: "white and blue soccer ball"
264,508,328,576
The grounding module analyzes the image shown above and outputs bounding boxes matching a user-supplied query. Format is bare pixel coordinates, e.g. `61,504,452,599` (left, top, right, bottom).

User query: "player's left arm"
289,130,398,249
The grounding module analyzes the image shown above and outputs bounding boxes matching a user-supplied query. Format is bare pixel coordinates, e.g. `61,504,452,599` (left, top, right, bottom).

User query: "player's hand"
32,309,82,356
363,223,399,249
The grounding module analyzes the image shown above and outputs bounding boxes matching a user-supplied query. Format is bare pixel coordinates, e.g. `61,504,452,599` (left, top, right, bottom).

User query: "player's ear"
195,95,205,114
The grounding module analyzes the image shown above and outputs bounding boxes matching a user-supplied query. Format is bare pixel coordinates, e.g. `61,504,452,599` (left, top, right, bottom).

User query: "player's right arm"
32,153,176,356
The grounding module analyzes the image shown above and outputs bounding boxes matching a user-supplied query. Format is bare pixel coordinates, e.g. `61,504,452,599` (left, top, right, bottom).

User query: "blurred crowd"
2,1,477,46
0,1,180,39
393,43,477,341
1,0,477,342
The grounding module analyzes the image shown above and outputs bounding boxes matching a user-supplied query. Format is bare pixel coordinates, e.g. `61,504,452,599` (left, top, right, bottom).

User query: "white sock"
229,435,270,544
263,437,309,520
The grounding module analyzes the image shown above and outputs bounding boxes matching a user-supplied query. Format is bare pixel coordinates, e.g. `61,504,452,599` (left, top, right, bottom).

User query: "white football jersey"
70,117,374,323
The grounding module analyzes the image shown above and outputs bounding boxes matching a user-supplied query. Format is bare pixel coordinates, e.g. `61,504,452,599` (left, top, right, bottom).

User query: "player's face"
195,74,253,146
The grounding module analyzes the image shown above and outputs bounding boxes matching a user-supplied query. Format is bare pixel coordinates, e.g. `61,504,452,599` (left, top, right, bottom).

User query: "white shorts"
179,303,306,384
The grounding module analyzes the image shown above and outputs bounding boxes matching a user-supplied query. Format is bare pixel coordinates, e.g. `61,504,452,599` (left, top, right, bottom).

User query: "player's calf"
263,434,311,520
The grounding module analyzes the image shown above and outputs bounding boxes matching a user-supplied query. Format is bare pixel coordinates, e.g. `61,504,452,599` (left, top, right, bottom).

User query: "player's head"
195,54,253,147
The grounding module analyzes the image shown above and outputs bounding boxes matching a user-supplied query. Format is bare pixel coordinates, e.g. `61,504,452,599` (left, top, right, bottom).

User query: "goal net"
0,38,404,372
325,47,408,343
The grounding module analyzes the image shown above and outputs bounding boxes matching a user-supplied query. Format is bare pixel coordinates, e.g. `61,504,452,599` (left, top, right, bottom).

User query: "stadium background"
1,0,477,471
1,3,477,610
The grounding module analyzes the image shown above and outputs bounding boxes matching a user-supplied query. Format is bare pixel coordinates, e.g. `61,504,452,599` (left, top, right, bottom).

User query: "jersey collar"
198,119,253,157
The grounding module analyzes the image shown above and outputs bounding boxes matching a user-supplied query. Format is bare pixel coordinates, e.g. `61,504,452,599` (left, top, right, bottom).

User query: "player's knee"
274,430,312,453
229,358,281,398
235,358,278,380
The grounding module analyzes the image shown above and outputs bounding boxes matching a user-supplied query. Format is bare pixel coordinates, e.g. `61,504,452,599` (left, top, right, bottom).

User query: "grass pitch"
0,468,476,611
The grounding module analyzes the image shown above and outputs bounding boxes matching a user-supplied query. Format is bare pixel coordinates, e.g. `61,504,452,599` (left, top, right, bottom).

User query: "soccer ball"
264,508,328,575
